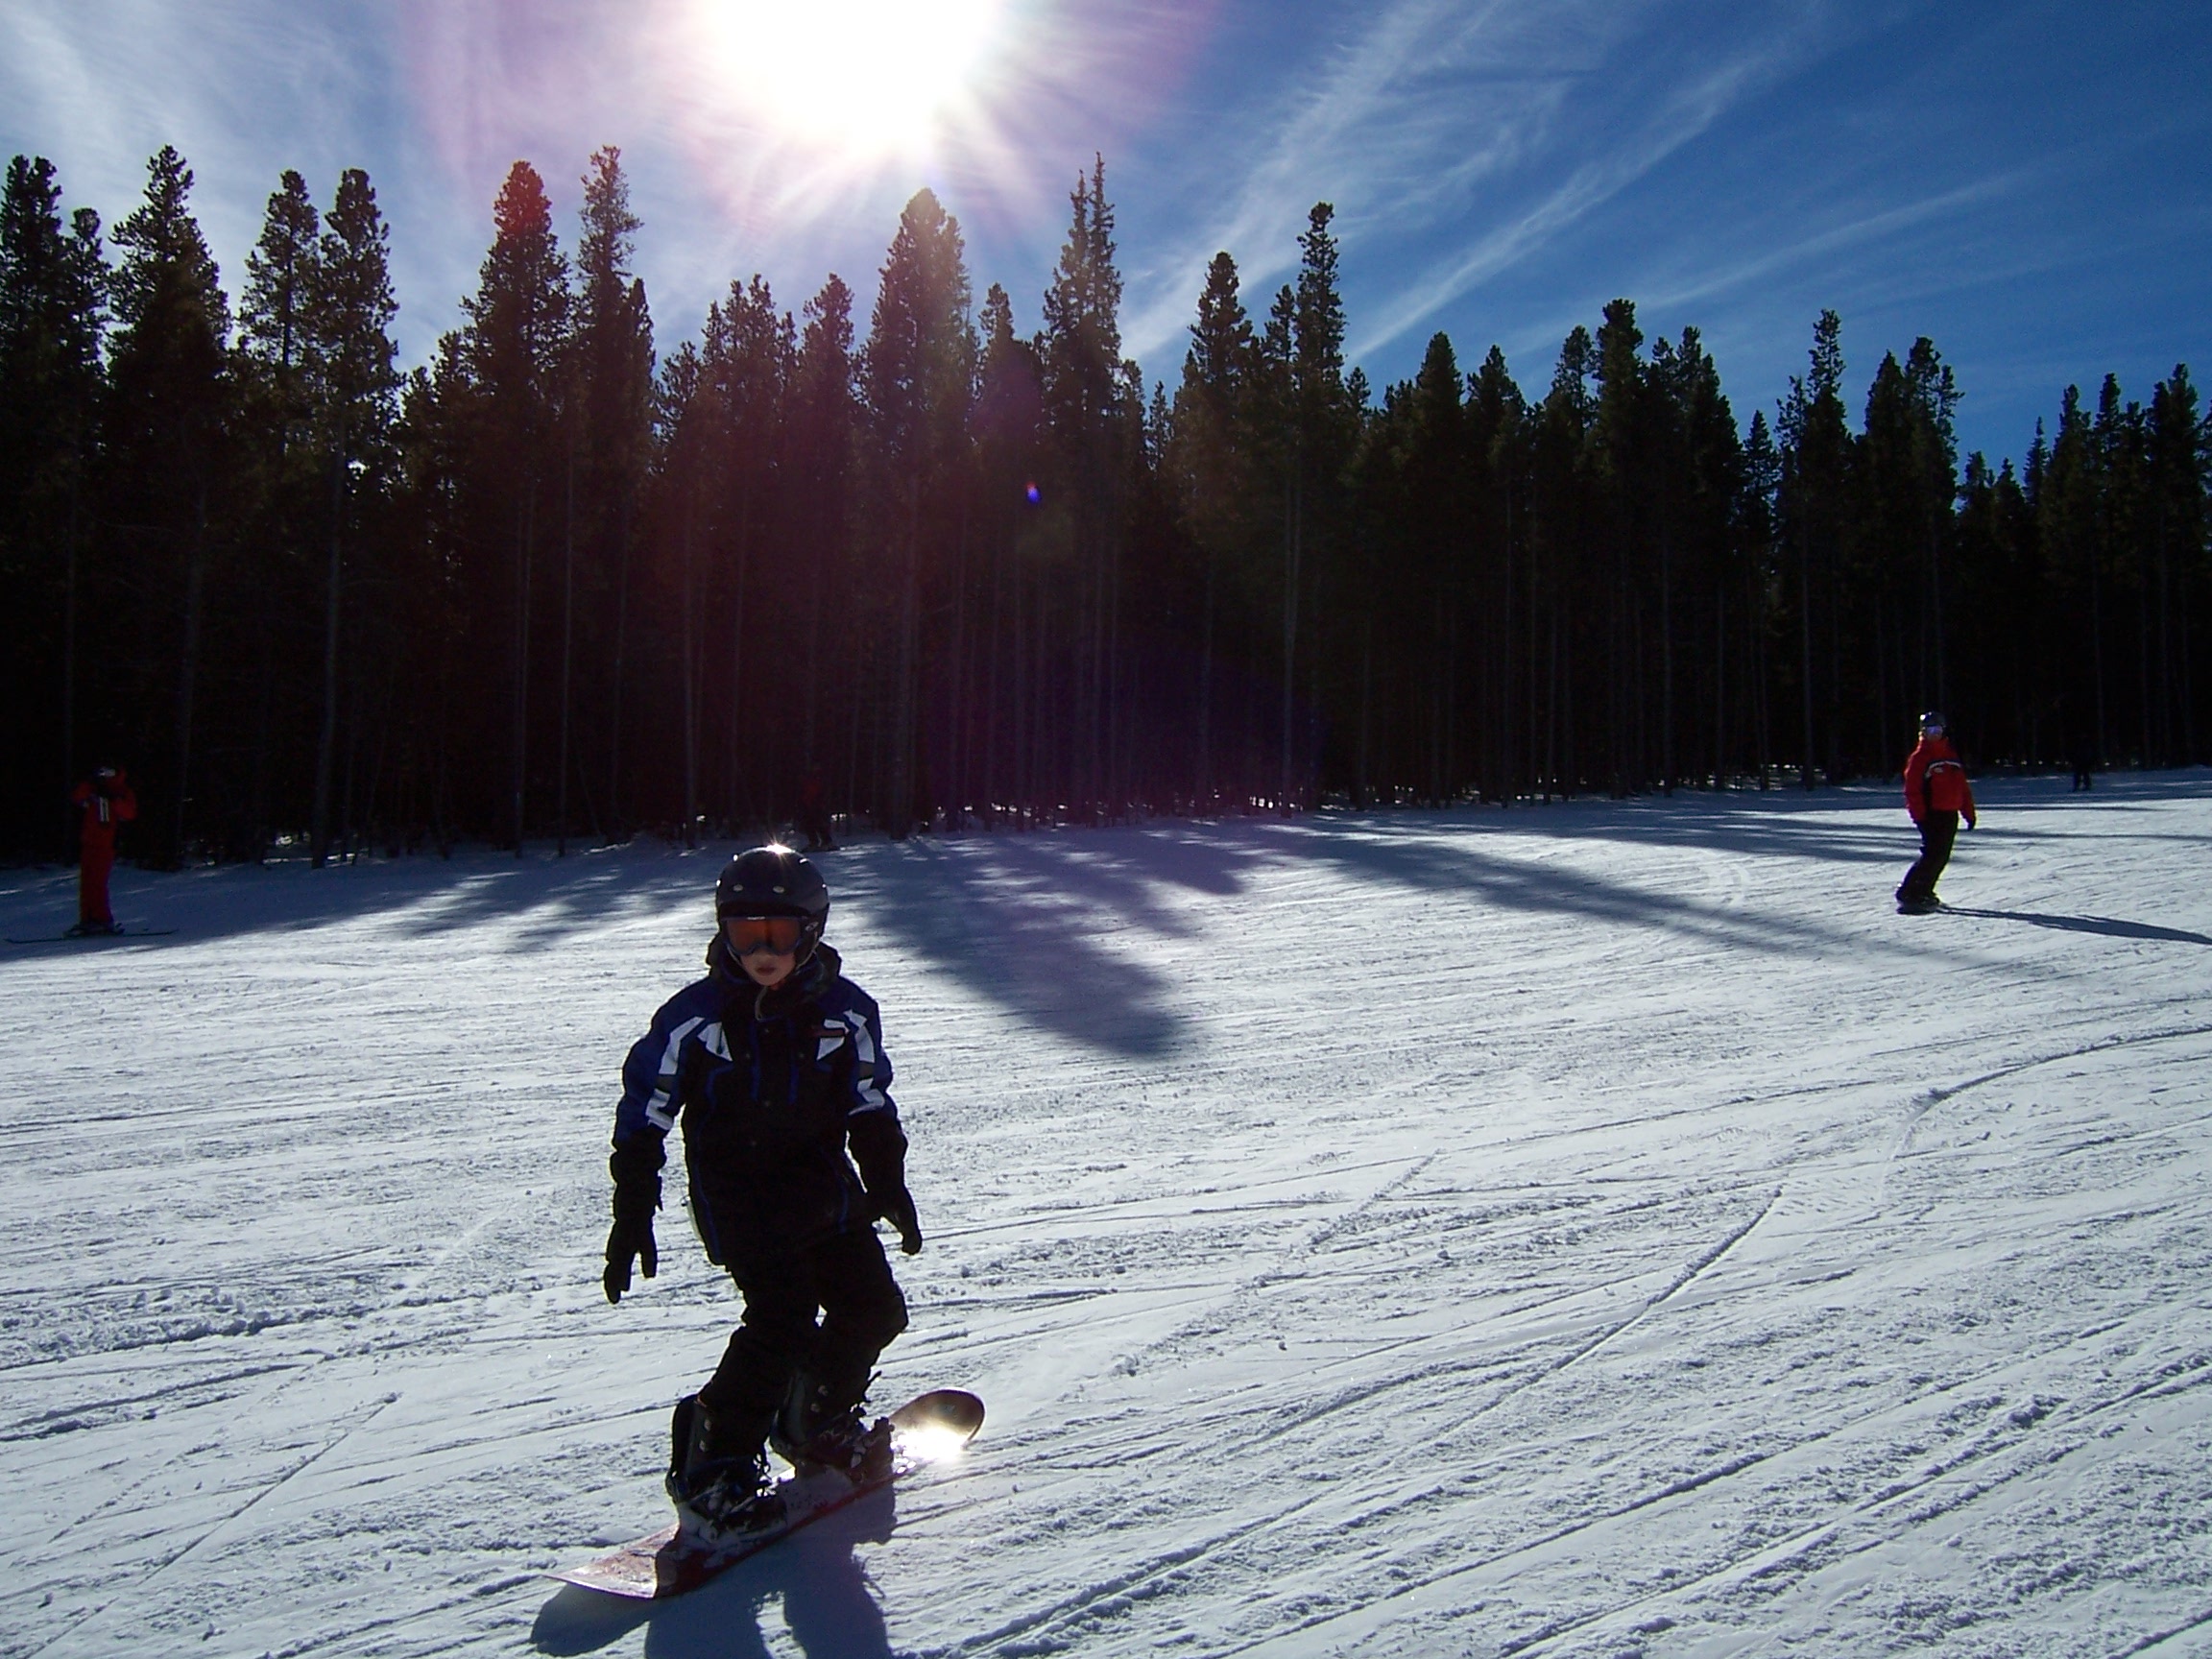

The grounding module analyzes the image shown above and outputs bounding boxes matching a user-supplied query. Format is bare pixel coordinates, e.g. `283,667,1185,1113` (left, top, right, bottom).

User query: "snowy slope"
3,775,2210,1659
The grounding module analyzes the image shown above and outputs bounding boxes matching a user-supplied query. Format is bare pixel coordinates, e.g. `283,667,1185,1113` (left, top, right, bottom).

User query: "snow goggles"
725,914,808,956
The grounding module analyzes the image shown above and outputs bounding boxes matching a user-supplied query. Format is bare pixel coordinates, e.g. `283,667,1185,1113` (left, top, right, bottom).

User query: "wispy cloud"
1119,0,1837,369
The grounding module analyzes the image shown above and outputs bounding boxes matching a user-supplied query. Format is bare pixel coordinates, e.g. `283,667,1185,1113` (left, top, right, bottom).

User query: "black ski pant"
698,1226,907,1455
1899,809,1959,903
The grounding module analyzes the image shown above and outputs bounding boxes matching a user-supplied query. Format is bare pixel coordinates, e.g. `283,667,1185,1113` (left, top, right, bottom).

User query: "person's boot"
666,1395,784,1535
773,1373,891,1480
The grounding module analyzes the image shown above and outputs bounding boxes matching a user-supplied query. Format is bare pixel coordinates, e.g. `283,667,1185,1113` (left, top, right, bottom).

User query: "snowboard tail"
551,1387,983,1599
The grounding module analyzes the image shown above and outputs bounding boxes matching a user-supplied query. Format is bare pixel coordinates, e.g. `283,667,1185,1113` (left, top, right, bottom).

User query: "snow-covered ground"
5,774,2211,1659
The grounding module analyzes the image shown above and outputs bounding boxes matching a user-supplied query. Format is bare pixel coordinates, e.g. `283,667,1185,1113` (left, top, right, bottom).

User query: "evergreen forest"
2,145,2206,866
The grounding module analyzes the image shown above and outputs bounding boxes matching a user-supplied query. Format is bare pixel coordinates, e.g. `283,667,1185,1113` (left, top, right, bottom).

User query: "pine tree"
1776,309,1848,787
303,167,398,865
461,160,569,849
1039,159,1127,816
571,146,654,840
698,272,788,827
790,274,855,788
104,146,233,864
239,171,319,439
1166,251,1258,805
2148,367,2203,760
972,280,1046,816
2040,384,2102,769
1283,203,1354,805
1741,408,1780,782
0,155,107,853
864,187,973,836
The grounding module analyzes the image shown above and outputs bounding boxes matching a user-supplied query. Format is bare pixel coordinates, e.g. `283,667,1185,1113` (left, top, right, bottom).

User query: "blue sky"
3,0,2206,467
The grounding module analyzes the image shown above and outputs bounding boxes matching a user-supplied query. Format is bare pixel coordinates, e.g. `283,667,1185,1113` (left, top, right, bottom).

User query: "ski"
551,1387,983,1599
6,928,178,945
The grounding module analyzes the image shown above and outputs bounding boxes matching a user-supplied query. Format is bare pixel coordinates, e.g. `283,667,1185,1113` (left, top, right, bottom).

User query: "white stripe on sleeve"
645,1016,705,1131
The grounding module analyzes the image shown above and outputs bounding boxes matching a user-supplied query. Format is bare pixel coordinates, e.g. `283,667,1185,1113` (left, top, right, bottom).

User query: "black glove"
848,1113,922,1255
878,1186,924,1256
603,1136,664,1304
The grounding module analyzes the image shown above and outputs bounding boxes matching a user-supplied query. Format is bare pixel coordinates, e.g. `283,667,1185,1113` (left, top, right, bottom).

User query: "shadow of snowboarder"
1945,906,2212,947
531,1483,899,1658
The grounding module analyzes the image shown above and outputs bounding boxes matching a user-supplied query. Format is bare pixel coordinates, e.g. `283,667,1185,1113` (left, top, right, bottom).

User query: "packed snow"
5,774,2211,1659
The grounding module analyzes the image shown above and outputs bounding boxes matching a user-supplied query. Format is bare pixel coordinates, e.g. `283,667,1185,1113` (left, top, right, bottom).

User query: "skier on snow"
69,766,137,936
1897,711,1977,913
601,845,923,1535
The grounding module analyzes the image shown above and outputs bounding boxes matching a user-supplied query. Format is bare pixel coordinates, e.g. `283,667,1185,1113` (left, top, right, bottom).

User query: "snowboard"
7,927,177,945
551,1387,984,1599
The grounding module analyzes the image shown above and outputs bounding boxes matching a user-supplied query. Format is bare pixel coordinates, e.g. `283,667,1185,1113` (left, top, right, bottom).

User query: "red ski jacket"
1903,736,1975,827
72,773,138,852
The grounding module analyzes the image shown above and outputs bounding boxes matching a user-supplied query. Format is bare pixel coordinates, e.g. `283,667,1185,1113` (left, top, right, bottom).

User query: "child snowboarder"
601,844,923,1535
68,766,137,935
1897,711,1977,913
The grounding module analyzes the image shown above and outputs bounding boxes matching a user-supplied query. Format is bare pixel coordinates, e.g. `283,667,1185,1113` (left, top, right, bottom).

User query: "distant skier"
68,766,137,936
797,769,835,852
1897,712,1976,914
601,845,922,1536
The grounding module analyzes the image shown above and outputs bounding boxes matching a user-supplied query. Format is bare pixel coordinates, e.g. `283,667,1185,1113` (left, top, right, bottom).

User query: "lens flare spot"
899,1422,974,1465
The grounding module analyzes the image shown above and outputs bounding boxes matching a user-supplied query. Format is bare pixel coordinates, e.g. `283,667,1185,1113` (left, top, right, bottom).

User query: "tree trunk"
312,421,347,867
887,476,921,838
1282,479,1301,809
513,482,534,855
171,481,210,867
557,445,575,856
682,507,699,847
607,492,631,840
1799,523,1815,789
60,473,79,860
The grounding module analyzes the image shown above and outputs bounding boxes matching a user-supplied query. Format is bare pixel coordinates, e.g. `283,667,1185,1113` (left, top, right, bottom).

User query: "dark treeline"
3,146,2208,865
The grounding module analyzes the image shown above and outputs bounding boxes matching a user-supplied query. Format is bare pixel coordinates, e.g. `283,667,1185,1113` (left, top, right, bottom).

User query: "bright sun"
690,0,1010,162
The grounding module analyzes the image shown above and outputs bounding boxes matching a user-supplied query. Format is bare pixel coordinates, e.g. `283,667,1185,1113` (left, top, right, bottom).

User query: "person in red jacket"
69,766,137,935
1897,713,1976,914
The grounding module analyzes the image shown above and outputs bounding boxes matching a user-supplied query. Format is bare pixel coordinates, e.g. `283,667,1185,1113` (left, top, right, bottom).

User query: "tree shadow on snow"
1341,766,2212,865
0,840,725,956
1372,788,1907,868
530,1485,900,1659
1945,906,2212,947
828,830,1259,1061
1239,815,1875,961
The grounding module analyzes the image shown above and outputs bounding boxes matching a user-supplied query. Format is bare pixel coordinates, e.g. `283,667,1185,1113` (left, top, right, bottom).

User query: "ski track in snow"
4,774,2212,1657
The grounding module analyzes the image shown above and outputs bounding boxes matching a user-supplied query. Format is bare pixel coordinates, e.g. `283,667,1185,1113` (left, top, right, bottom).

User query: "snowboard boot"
787,1406,894,1482
666,1395,785,1537
772,1373,893,1481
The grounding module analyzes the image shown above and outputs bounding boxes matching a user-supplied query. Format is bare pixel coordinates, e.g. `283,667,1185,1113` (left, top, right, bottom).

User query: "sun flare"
690,0,1009,162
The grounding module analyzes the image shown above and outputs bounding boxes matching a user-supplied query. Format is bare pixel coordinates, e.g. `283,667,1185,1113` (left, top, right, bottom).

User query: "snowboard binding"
666,1396,786,1539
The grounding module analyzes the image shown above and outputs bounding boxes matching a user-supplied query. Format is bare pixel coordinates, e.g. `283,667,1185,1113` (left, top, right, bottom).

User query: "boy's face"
724,915,800,988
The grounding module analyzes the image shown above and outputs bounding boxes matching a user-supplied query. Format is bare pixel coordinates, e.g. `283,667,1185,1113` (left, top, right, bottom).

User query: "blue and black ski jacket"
611,938,904,1270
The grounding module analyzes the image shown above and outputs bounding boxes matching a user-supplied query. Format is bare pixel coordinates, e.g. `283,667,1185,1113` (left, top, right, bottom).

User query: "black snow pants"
1899,809,1959,904
697,1226,907,1454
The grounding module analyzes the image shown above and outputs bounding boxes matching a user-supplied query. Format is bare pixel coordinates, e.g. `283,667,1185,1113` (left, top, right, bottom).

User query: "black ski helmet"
714,844,830,959
1920,709,1947,736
